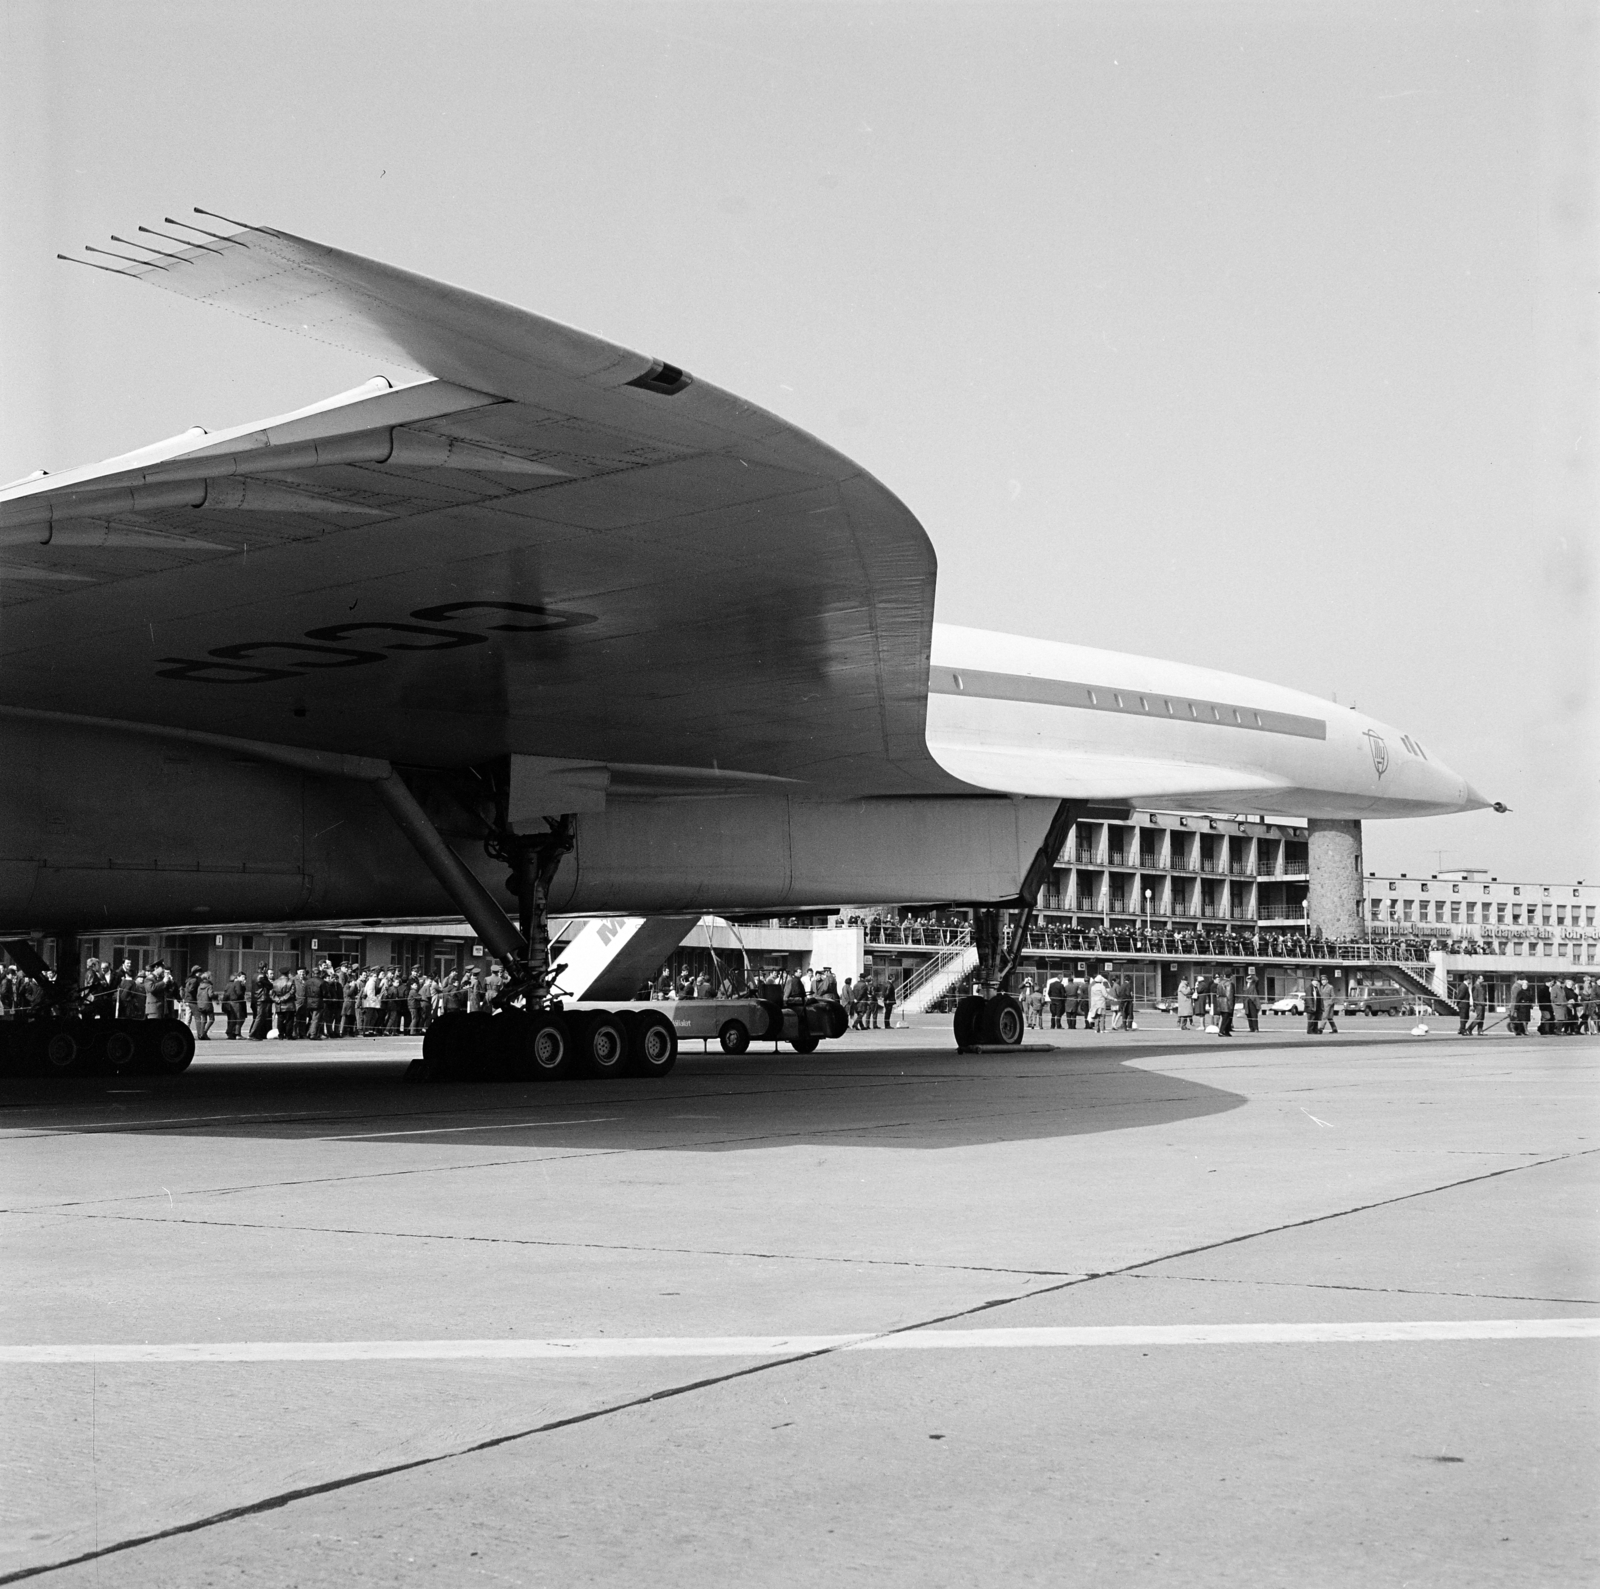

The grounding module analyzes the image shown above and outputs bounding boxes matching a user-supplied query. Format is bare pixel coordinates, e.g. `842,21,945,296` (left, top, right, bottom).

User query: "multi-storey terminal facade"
1363,872,1597,997
1034,810,1310,930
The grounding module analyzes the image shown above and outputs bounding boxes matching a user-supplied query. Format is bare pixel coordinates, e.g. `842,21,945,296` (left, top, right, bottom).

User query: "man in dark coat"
1467,974,1488,1036
1046,974,1066,1029
1214,972,1235,1037
224,972,247,1039
1510,977,1532,1035
1241,972,1261,1034
1536,981,1556,1035
1455,980,1472,1036
1304,979,1322,1035
1118,976,1135,1033
305,965,323,1040
1064,976,1084,1030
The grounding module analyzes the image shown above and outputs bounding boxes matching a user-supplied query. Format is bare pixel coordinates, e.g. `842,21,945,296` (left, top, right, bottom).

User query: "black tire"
141,1018,195,1074
953,995,986,1050
414,1010,471,1080
822,1001,848,1040
630,1011,677,1078
104,1023,140,1072
718,1019,751,1055
517,1012,575,1081
578,1010,631,1079
38,1024,86,1076
756,1000,786,1043
790,1034,820,1053
979,995,1024,1047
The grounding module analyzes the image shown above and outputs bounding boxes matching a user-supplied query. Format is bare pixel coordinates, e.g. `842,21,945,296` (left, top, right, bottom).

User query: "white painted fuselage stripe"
4,1319,1596,1363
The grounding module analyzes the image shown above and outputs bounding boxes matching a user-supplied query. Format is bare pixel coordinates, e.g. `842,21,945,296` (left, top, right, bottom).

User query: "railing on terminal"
858,917,1436,965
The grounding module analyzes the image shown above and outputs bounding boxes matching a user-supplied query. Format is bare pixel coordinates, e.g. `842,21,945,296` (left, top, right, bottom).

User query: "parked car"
1266,995,1305,1015
1342,992,1410,1016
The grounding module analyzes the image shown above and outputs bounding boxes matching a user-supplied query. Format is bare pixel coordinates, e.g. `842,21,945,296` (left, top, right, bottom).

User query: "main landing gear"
952,991,1025,1050
0,1017,196,1078
375,762,678,1085
412,1005,677,1084
0,939,196,1078
951,798,1087,1053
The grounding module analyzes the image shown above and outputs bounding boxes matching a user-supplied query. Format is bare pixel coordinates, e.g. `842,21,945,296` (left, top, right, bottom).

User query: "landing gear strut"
953,799,1086,1052
384,765,676,1085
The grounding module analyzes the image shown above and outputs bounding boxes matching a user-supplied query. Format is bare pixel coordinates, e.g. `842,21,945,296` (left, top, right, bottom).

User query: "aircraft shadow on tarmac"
0,1046,1248,1152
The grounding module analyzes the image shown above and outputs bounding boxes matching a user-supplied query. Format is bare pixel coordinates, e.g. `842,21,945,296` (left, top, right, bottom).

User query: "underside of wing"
2,216,959,797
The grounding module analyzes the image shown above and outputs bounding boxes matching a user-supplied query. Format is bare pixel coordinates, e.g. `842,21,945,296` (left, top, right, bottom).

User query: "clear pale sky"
4,0,1595,881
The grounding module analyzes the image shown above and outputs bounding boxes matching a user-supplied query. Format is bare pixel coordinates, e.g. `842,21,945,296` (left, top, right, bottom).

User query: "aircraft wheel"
104,1023,140,1072
577,1011,631,1079
953,995,986,1050
412,1010,470,1081
518,1012,575,1082
718,1019,750,1055
39,1024,86,1076
629,1011,677,1078
146,1018,196,1074
790,1034,820,1054
979,995,1024,1047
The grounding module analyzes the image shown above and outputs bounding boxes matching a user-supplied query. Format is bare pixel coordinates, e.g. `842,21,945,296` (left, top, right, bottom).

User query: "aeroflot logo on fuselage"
154,602,597,684
1365,730,1389,776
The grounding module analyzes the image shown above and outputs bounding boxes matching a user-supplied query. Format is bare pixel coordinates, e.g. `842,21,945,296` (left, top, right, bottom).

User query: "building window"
1497,904,1507,924
1402,900,1413,921
1587,907,1596,926
1465,902,1476,923
1370,899,1383,920
1556,905,1567,926
1450,903,1461,923
1544,942,1553,957
1435,901,1446,923
1542,906,1552,925
1513,942,1523,956
1512,906,1522,925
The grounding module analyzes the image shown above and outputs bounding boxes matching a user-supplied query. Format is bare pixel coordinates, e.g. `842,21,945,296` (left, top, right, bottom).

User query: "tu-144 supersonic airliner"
0,213,1493,1076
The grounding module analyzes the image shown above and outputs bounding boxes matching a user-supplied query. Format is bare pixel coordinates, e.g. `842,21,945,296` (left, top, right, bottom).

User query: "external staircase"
894,944,979,1015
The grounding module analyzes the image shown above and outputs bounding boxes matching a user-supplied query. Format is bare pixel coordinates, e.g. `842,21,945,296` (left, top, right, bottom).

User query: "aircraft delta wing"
0,216,959,800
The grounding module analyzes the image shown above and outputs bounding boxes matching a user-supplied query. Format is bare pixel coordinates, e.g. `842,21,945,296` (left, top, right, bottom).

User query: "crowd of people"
0,954,913,1040
1014,968,1282,1036
860,914,1450,966
1478,975,1597,1036
0,957,519,1040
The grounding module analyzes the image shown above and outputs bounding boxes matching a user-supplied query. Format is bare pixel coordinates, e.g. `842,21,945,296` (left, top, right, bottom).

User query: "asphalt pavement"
2,1014,1596,1586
